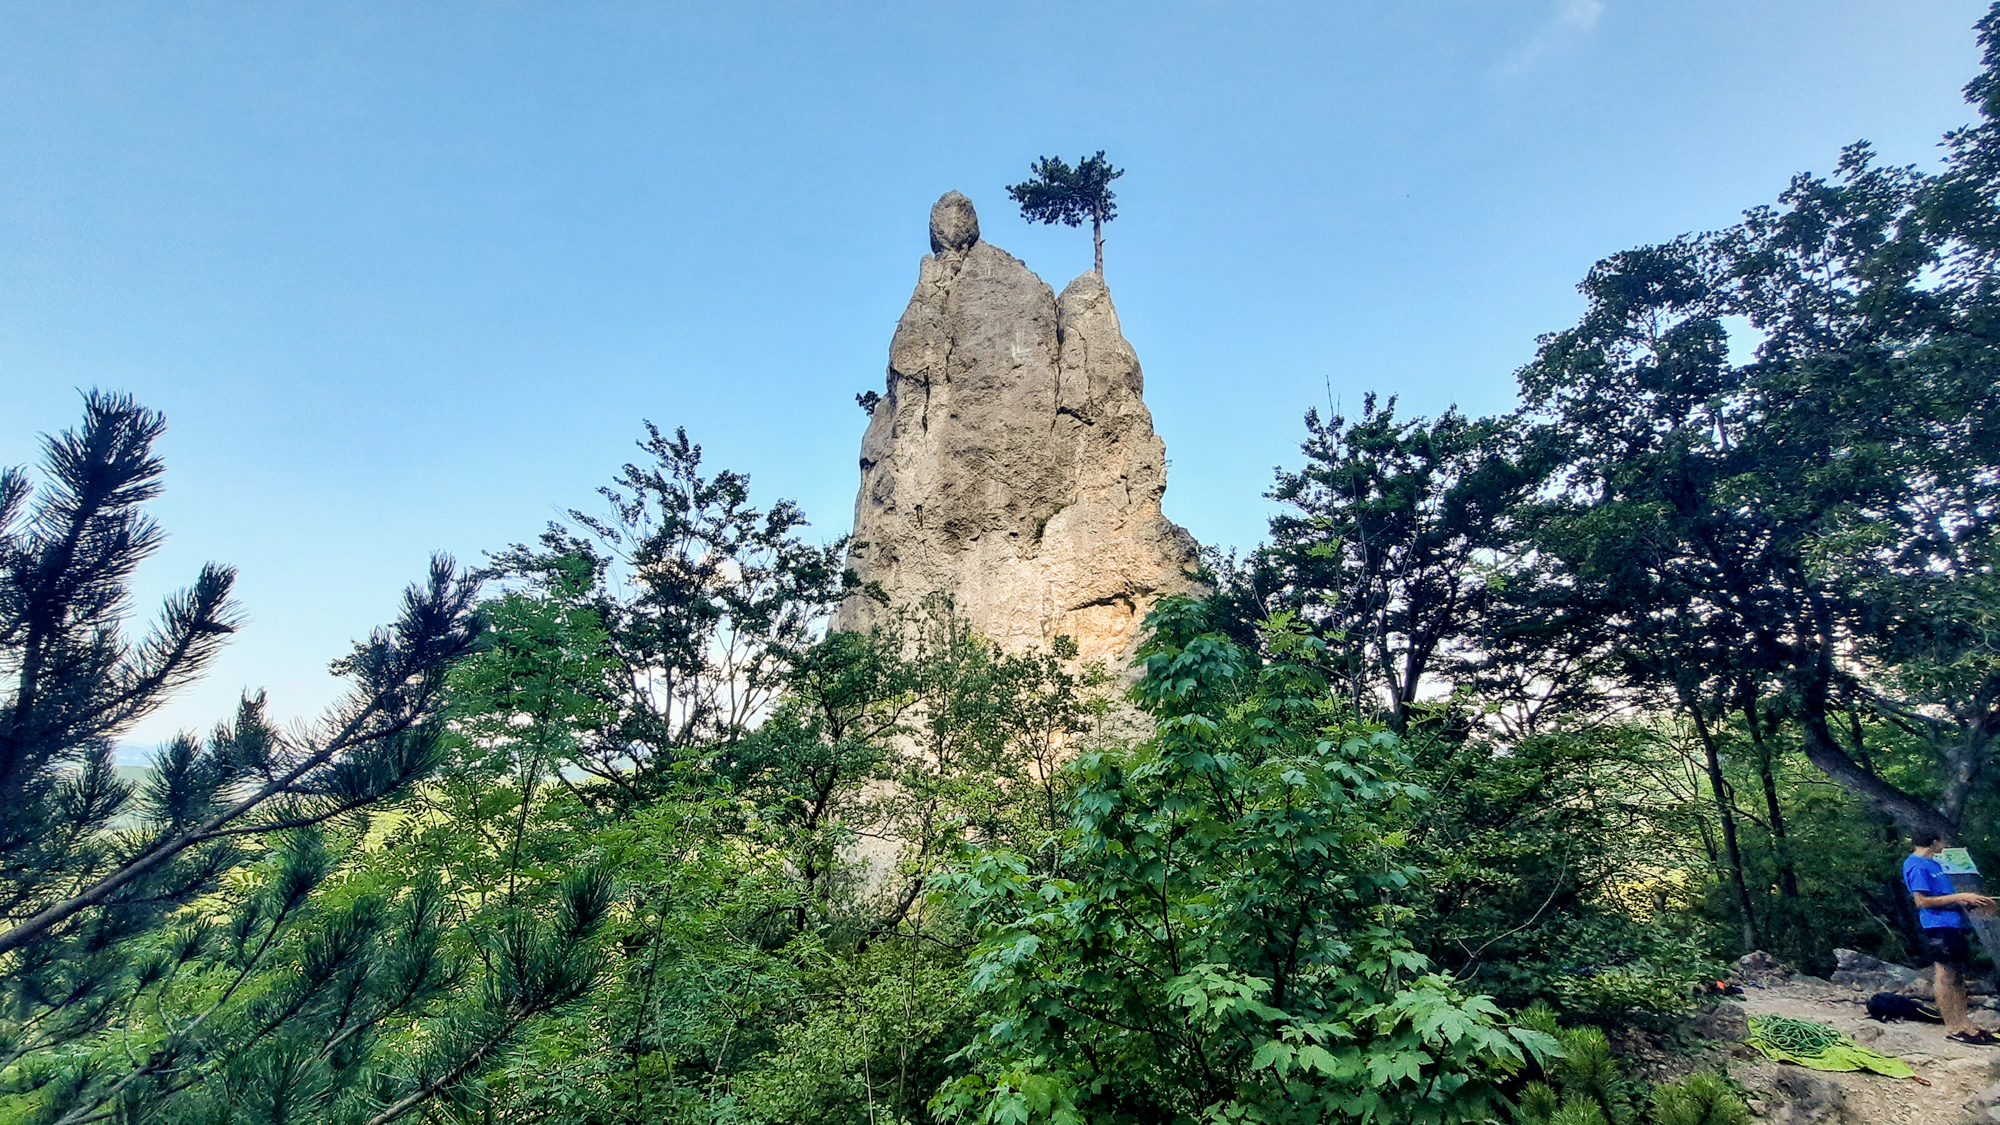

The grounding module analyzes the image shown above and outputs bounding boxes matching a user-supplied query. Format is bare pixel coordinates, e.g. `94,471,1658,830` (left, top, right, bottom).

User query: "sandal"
1946,1029,2000,1046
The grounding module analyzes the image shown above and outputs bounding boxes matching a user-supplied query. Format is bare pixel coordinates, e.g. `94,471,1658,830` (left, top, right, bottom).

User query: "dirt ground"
1728,975,2000,1124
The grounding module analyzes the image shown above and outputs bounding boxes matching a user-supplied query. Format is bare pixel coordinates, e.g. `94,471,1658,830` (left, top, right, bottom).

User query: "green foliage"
369,563,1109,1124
728,940,976,1125
1542,1026,1637,1125
935,598,1553,1125
1006,151,1122,230
1215,394,1729,1012
1514,74,2000,843
1508,1007,1747,1125
1647,1073,1749,1125
1399,718,1722,1013
484,421,856,783
1516,1082,1563,1124
1242,396,1562,734
1203,1,2000,974
1508,1007,1639,1125
1006,151,1124,273
0,393,241,935
0,395,494,1125
2,805,613,1125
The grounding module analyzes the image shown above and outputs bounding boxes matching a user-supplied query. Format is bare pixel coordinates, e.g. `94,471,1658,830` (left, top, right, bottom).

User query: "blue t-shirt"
1904,853,1965,929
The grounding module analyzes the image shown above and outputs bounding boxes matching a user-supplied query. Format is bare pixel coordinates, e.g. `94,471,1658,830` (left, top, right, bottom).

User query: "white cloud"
1497,0,1605,77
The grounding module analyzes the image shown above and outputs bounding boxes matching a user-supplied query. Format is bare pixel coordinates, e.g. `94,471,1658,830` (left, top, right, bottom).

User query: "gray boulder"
1735,950,1795,982
1686,1003,1748,1041
1828,969,1896,992
928,191,979,255
1832,948,1920,984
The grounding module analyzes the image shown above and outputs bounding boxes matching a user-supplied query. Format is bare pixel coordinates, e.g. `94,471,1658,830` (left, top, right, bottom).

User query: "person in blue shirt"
1904,831,1997,1045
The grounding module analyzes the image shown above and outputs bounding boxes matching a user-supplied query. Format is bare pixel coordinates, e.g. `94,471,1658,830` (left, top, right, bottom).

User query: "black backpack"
1866,992,1944,1023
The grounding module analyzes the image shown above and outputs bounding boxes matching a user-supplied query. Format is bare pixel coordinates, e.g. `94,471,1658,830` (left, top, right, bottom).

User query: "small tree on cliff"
1006,150,1123,275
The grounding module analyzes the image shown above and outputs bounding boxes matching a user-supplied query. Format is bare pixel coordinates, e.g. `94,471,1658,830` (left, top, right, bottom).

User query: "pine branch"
0,560,477,959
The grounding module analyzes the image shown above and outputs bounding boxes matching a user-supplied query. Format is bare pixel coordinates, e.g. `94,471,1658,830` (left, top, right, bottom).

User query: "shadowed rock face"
836,192,1200,676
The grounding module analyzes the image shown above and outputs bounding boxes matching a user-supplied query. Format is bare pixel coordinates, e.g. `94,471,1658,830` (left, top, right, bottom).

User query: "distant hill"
111,763,153,830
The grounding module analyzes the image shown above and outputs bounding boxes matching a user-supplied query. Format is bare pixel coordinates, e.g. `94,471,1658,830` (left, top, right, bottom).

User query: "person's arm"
1915,890,1997,910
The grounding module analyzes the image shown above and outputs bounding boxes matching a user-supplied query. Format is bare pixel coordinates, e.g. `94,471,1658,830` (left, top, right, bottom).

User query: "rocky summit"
835,191,1200,675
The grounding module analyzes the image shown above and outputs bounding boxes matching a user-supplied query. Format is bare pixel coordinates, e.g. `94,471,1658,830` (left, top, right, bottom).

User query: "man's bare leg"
1938,961,1971,1034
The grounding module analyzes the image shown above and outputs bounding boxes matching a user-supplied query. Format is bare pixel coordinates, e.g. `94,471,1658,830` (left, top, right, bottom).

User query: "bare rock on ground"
1689,1002,1750,1042
1740,950,1799,984
1760,1069,1856,1125
1958,1080,2000,1125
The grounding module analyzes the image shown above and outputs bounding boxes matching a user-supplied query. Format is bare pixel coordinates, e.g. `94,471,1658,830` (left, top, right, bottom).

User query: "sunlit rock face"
835,192,1200,676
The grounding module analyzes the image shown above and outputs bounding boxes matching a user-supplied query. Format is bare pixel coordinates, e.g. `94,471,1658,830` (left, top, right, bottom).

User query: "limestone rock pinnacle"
836,192,1200,676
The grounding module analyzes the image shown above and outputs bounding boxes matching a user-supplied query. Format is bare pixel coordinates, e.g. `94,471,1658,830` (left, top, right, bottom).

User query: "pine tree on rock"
1006,150,1124,275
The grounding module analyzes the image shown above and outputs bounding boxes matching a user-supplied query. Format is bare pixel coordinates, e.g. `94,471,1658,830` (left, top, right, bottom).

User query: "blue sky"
1,0,1988,750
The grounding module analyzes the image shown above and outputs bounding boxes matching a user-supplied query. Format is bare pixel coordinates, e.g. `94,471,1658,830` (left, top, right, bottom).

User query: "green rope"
1748,1016,1844,1057
1743,1014,1913,1077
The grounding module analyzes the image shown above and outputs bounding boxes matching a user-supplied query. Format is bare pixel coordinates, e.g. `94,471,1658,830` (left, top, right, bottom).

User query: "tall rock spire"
835,191,1199,674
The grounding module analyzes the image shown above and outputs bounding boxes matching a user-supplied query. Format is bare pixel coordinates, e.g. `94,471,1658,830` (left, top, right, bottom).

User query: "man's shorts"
1923,926,1974,969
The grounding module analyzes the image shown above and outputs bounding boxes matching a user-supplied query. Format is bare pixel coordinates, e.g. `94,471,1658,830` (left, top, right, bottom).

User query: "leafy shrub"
935,601,1558,1124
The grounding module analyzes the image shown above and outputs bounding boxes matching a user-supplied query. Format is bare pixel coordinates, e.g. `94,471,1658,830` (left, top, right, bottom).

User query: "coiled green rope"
1744,1015,1913,1078
1747,1016,1844,1057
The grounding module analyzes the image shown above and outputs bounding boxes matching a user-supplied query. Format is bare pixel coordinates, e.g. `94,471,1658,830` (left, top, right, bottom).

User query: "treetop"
1006,150,1124,228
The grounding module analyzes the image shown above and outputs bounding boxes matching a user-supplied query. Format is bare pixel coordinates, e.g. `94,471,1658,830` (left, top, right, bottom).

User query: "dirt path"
1729,976,1999,1124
